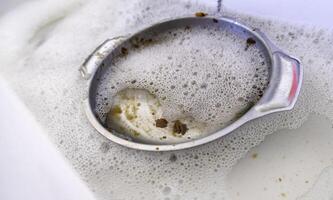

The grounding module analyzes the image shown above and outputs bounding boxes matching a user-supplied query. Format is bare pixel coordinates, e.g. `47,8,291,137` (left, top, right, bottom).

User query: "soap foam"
1,0,333,199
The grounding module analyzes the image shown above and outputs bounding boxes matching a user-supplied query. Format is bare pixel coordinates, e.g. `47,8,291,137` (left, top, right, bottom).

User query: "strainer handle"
250,29,303,117
79,36,126,80
256,52,302,114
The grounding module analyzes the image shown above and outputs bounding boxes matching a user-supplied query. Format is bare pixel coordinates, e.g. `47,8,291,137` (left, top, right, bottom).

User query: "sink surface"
1,0,333,199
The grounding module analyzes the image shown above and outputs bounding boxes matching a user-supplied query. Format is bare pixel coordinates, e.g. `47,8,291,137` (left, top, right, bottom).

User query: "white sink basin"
1,0,332,199
0,79,95,200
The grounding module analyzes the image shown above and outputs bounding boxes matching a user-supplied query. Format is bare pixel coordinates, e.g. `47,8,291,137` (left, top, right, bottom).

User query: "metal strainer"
80,15,302,151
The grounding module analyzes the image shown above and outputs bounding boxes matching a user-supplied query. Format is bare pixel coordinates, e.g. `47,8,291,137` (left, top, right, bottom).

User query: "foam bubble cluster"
1,0,333,199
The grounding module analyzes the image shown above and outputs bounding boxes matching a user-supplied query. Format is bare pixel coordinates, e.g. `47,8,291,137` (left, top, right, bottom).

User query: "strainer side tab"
79,36,126,80
251,30,303,117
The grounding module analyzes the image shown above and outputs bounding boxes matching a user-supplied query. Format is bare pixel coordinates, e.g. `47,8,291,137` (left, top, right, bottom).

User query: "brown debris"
130,37,154,49
121,47,128,55
110,105,122,115
173,120,188,135
155,118,168,128
195,12,208,17
245,37,256,50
